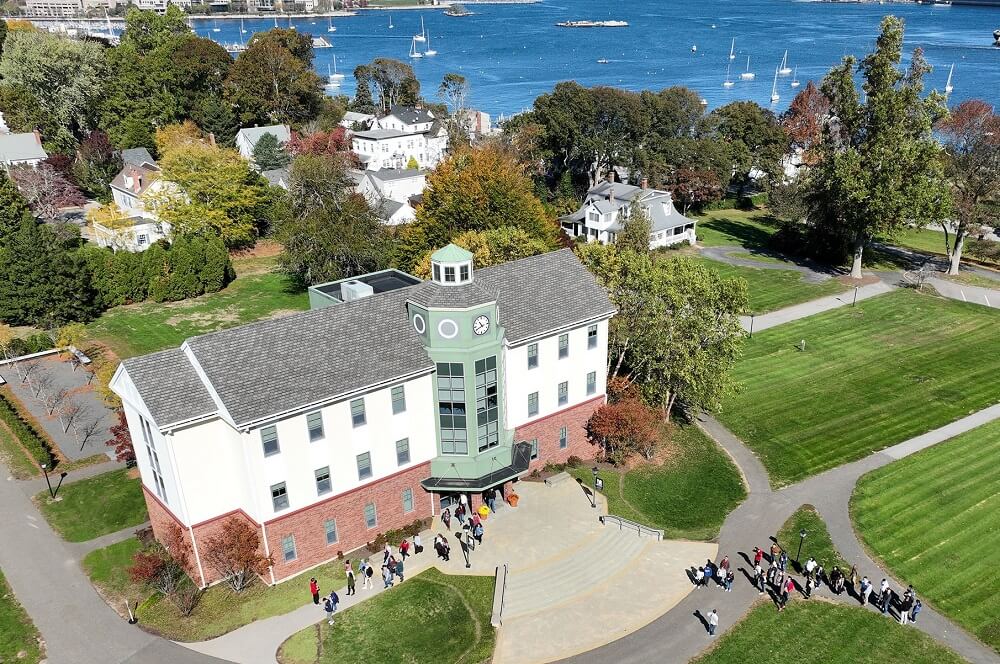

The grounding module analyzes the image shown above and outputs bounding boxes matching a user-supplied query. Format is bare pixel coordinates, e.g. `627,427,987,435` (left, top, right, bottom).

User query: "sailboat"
328,17,336,32
212,19,220,33
424,30,437,56
325,64,341,88
388,15,394,29
273,15,279,28
330,54,345,81
723,62,735,88
790,66,800,88
240,17,247,34
414,16,426,42
409,36,423,58
729,38,736,61
770,66,780,102
740,55,755,80
778,50,792,75
944,64,954,94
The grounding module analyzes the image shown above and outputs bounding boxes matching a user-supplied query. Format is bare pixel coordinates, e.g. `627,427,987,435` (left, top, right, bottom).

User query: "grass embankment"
894,226,954,257
695,210,779,249
569,420,746,541
692,257,848,315
35,468,147,542
776,505,849,574
852,420,1000,652
84,538,347,642
0,569,43,664
0,420,41,479
718,289,1000,486
87,254,307,359
693,600,965,664
278,568,495,664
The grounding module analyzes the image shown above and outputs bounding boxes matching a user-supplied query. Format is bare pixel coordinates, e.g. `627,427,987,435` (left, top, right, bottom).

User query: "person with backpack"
473,521,484,545
382,564,394,589
323,595,335,625
363,561,374,590
442,507,451,530
345,562,356,596
309,577,320,605
707,609,719,636
724,569,735,592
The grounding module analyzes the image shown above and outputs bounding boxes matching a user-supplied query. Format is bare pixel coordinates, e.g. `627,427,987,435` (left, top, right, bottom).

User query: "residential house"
0,131,48,169
339,111,376,131
121,147,157,168
559,178,697,249
353,168,426,226
97,162,171,252
236,125,292,163
110,246,614,586
261,167,290,190
351,106,448,172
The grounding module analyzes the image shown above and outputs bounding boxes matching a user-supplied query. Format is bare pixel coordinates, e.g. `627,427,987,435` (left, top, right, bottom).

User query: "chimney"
137,175,143,192
208,132,217,147
605,171,614,184
33,129,42,145
641,177,648,190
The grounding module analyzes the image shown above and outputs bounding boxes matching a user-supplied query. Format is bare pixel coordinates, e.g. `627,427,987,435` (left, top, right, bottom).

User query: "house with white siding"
351,106,448,171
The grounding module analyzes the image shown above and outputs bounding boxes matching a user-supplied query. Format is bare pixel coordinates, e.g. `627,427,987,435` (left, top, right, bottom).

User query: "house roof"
261,167,289,188
123,249,614,429
110,163,161,196
386,106,435,125
353,128,411,140
432,243,474,263
647,198,694,233
0,132,47,163
236,125,291,147
378,198,406,219
370,168,426,182
121,147,156,168
342,111,375,125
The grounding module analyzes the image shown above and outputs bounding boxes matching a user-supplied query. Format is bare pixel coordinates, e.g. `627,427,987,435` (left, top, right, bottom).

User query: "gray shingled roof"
354,128,410,140
371,168,425,182
121,349,217,427
237,125,291,146
387,106,435,125
121,147,155,168
0,132,47,163
408,279,497,310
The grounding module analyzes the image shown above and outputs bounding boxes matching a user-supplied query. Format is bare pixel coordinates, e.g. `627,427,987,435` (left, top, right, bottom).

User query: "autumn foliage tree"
286,127,351,158
201,517,272,593
664,168,723,214
781,81,831,166
587,397,663,464
9,163,85,219
129,522,191,596
107,409,136,465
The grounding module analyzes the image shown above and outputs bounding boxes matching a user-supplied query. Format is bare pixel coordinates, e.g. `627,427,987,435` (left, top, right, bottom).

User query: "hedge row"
0,392,56,469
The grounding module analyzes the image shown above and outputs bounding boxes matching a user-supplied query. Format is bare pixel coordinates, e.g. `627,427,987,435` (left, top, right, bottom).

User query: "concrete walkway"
740,281,896,332
564,408,1000,664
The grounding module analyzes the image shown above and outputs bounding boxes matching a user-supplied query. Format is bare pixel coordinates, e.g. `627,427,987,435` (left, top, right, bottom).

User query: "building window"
437,362,468,455
396,438,410,465
350,398,366,427
528,391,539,417
587,371,597,396
475,356,499,452
141,416,167,503
315,466,332,496
357,452,372,480
137,234,148,246
306,412,324,442
559,334,569,359
558,381,568,406
281,535,296,562
527,343,538,369
364,502,377,529
433,264,441,281
530,438,539,460
261,425,280,457
444,266,455,282
391,385,406,414
588,325,598,349
460,264,470,281
402,488,414,513
560,426,568,449
324,519,338,545
271,482,288,511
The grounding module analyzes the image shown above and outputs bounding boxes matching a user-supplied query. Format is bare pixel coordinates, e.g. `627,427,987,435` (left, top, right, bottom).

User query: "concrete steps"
501,528,649,619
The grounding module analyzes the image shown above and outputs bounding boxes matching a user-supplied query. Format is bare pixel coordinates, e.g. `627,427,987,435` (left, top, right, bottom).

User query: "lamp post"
853,286,859,307
796,529,807,564
590,466,599,508
41,463,54,499
749,313,755,339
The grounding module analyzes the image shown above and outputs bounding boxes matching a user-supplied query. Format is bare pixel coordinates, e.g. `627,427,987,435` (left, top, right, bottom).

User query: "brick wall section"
192,510,265,586
262,462,433,582
515,395,603,470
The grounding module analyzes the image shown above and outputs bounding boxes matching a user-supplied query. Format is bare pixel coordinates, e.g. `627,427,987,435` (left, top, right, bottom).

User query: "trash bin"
508,493,519,507
478,504,490,519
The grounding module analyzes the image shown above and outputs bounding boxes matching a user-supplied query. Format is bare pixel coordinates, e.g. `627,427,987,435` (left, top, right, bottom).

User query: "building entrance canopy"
421,441,532,492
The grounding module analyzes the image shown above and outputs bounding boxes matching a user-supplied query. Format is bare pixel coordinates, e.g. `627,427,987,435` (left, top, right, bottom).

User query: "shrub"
566,455,584,468
703,197,739,211
587,397,663,464
367,532,387,554
0,391,55,468
201,517,272,593
107,409,136,465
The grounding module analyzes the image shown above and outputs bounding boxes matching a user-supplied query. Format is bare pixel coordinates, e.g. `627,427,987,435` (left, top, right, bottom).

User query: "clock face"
473,315,490,336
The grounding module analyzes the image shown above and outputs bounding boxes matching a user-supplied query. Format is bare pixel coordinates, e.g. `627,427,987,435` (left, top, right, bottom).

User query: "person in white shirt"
707,609,719,636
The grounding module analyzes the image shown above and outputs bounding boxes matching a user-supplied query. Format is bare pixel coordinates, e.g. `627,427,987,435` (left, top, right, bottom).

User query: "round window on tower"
438,319,459,339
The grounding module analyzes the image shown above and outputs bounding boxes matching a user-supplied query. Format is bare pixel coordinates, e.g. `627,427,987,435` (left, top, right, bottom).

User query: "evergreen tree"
194,96,240,148
251,132,290,171
0,172,33,243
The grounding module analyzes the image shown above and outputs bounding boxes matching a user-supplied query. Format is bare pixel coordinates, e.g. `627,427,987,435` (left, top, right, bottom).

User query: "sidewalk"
740,281,895,332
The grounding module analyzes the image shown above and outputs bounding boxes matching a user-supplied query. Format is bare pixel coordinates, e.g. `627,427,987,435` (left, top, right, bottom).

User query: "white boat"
740,55,755,80
778,49,792,75
409,36,423,58
331,54,345,81
241,17,247,34
729,38,736,60
212,19,220,33
790,66,800,88
691,44,697,53
328,17,336,32
597,58,610,64
770,66,780,102
389,14,394,29
723,62,735,88
944,63,954,94
414,16,426,42
274,15,278,28
325,65,341,88
424,30,437,56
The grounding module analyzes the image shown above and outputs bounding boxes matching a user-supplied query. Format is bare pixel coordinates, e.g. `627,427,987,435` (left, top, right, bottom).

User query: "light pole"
749,313,755,339
590,466,599,508
41,463,54,499
853,286,859,307
796,529,807,564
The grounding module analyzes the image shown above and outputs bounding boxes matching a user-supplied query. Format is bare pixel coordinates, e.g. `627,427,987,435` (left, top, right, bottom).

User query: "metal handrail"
600,514,663,541
490,562,509,627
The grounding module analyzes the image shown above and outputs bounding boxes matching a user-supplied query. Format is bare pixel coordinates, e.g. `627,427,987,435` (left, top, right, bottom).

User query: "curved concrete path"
698,246,842,284
563,407,1000,664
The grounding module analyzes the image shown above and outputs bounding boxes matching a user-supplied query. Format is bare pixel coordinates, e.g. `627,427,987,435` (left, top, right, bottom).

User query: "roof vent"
341,280,374,302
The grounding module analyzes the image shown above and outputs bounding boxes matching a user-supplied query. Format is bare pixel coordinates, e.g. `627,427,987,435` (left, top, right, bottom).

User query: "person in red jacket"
309,577,320,605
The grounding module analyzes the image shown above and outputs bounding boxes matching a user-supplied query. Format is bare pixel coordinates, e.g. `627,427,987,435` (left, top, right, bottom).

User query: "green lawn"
942,272,1000,290
84,537,347,642
852,419,1000,652
87,271,307,359
895,226,953,257
278,568,495,664
718,289,1000,486
695,210,779,249
693,600,965,664
727,251,788,265
776,505,849,575
35,468,148,542
0,569,43,664
570,421,746,541
693,257,849,314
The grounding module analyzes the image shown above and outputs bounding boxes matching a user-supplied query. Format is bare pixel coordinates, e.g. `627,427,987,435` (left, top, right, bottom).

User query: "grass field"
895,227,953,257
717,289,1000,486
278,568,495,664
569,421,746,541
776,505,849,574
35,468,147,542
942,272,1000,290
0,420,40,479
851,420,1000,652
84,538,347,642
693,600,965,664
695,210,779,249
692,257,849,315
87,256,307,359
0,569,43,664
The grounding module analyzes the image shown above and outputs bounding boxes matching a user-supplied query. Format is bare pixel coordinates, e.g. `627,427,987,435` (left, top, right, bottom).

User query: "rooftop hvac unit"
341,280,374,302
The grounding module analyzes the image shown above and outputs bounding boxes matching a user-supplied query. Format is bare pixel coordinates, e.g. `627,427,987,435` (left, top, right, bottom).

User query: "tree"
615,202,651,255
72,130,122,203
587,397,663,463
128,522,197,612
9,164,86,219
708,101,789,185
440,72,471,147
0,171,34,242
192,96,239,148
74,414,105,451
412,226,549,277
781,81,830,166
935,99,1000,274
56,322,86,351
59,399,84,435
286,127,350,158
251,132,290,171
664,168,723,214
355,58,420,113
349,65,376,114
118,5,190,52
246,28,314,67
107,409,136,464
200,517,272,593
0,83,60,146
813,16,949,278
225,36,323,126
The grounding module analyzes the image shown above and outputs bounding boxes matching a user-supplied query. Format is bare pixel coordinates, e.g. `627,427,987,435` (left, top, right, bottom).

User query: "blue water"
194,0,1000,116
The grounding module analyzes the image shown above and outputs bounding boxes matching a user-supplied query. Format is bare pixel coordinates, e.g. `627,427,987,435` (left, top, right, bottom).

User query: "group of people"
858,575,922,624
693,556,735,592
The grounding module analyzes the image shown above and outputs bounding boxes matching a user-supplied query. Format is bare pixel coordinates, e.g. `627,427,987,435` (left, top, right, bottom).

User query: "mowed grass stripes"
717,289,1000,486
692,257,849,314
851,420,1000,653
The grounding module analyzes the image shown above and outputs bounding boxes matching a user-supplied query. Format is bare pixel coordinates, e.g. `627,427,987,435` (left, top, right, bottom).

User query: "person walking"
770,542,781,564
456,502,467,526
382,564,394,589
779,578,793,611
383,543,392,565
364,561,374,590
329,590,339,613
753,547,764,567
707,609,719,636
346,564,356,596
323,595,335,625
805,557,817,581
395,558,405,583
900,593,913,625
442,507,452,530
910,599,922,624
849,566,859,594
400,538,410,561
719,556,730,575
879,579,891,614
803,575,813,599
860,576,872,606
309,577,320,605
413,533,423,554
695,567,705,588
487,488,497,513
778,551,788,572
755,563,765,595
474,521,484,545
724,570,735,592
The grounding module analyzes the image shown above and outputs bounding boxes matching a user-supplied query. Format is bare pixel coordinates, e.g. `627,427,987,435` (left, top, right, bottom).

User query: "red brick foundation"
515,395,604,470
